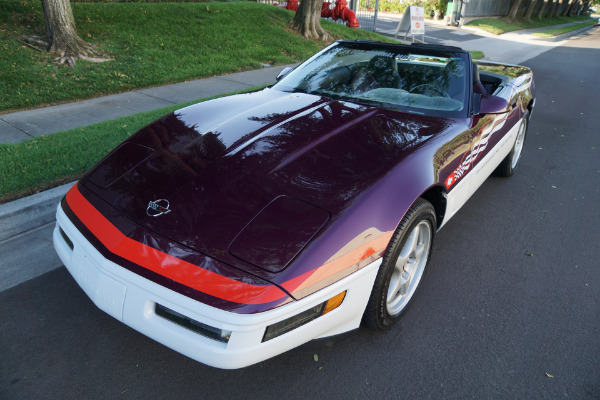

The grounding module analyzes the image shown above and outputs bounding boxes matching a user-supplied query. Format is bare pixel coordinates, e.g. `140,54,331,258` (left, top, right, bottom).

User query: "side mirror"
276,67,293,81
476,94,510,114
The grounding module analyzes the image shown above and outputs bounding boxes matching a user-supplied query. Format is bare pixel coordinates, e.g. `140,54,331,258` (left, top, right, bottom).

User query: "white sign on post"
395,5,426,42
410,6,425,35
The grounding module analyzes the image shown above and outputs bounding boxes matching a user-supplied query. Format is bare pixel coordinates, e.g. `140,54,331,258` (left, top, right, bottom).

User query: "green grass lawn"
469,50,484,60
0,0,390,113
466,15,592,35
532,20,597,37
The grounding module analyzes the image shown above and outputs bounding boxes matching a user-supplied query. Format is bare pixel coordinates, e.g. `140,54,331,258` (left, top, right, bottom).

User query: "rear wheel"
363,199,436,330
495,109,529,177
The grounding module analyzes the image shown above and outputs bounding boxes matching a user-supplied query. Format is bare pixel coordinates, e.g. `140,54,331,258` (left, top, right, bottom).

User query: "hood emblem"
147,199,172,217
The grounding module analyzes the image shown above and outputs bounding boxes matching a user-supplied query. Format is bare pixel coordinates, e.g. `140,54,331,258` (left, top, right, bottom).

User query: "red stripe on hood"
66,183,391,306
65,184,289,305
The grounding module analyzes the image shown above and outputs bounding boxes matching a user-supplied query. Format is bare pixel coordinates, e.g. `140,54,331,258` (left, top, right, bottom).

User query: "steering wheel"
410,84,450,98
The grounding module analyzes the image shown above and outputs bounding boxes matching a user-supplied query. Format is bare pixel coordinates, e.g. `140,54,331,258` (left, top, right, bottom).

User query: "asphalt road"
2,29,599,400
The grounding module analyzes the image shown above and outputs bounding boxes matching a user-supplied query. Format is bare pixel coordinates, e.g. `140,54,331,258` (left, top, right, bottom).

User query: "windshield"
273,43,469,117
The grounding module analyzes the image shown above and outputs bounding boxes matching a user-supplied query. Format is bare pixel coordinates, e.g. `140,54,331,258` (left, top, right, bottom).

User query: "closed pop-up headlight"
155,303,232,344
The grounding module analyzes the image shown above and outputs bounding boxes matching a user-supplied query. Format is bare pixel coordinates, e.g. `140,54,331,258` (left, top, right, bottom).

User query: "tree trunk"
552,0,562,17
507,0,525,19
568,0,581,15
292,0,330,40
28,0,110,66
547,0,557,18
572,0,581,15
559,0,571,16
582,0,590,14
560,0,571,16
525,0,539,19
536,0,548,18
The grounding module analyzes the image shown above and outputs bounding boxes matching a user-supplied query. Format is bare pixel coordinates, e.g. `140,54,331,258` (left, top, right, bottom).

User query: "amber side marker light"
323,291,346,315
262,291,347,342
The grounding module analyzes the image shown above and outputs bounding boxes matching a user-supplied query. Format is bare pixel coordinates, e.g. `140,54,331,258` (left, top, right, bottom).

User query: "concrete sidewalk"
1,22,598,292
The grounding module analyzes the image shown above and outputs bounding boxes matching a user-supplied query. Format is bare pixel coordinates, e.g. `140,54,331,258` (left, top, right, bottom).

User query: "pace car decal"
65,184,391,307
445,110,515,190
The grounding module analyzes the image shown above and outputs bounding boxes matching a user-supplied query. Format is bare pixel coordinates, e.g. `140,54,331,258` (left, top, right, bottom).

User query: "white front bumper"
53,204,380,369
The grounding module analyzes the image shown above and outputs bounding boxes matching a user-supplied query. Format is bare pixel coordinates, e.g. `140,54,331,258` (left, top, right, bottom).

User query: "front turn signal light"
323,291,346,315
262,291,347,342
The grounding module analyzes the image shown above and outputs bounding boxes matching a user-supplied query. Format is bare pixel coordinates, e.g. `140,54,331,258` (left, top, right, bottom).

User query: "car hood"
83,88,454,277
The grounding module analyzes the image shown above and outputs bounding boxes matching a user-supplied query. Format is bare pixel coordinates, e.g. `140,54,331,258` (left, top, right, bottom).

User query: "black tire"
494,109,529,177
363,198,436,330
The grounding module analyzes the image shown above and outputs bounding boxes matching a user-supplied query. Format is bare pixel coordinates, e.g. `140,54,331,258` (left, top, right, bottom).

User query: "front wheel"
495,109,529,177
363,199,436,330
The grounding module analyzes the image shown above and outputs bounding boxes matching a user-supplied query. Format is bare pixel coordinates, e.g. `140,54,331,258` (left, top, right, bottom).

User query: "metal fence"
354,0,377,31
256,0,348,22
256,0,378,32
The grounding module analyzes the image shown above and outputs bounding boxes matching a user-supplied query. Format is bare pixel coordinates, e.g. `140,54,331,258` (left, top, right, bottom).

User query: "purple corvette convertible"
54,40,535,368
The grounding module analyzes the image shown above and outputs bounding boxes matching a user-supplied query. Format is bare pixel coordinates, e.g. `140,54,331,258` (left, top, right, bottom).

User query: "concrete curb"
0,181,76,242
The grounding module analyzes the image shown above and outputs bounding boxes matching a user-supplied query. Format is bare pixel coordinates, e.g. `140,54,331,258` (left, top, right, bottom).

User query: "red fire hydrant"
321,0,359,28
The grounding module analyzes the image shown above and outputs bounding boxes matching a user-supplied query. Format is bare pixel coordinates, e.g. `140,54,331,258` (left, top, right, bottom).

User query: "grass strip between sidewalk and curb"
0,0,392,113
531,20,598,37
0,85,266,204
466,15,593,35
469,51,484,60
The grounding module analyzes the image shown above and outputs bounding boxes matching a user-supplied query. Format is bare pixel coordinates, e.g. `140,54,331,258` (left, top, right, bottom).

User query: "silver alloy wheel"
510,116,527,170
386,220,432,316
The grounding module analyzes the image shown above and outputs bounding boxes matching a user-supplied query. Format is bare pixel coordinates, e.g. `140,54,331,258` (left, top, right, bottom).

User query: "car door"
466,84,519,198
437,120,479,224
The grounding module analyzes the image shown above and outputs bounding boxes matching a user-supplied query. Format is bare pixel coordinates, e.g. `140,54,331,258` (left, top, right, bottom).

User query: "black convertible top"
338,40,467,55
